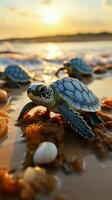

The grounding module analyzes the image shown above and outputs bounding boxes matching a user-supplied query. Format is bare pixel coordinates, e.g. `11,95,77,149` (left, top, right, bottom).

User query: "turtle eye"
37,86,47,94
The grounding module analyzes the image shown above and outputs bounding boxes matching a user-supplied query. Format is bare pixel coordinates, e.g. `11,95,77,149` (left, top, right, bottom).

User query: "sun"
41,9,59,25
43,12,59,25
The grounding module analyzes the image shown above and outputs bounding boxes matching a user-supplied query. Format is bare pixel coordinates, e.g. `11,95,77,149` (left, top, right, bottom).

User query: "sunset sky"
0,0,112,39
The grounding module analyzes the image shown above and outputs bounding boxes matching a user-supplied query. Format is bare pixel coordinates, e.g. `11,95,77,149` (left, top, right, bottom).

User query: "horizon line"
0,32,112,42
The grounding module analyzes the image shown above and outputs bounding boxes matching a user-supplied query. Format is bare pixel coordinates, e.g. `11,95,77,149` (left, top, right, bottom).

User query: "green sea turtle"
18,77,102,139
0,64,32,87
56,57,93,81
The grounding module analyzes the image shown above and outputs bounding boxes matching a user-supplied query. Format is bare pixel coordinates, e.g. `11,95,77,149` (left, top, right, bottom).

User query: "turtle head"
63,61,71,68
27,83,55,108
63,61,74,74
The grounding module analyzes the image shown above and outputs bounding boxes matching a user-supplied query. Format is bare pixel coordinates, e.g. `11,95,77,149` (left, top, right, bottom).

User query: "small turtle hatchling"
56,57,93,81
18,77,102,139
0,64,32,87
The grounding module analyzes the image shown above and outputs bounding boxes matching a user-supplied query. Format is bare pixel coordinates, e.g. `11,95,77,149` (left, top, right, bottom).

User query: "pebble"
0,89,8,103
33,142,58,165
7,105,16,112
71,157,86,173
23,167,37,183
23,166,46,184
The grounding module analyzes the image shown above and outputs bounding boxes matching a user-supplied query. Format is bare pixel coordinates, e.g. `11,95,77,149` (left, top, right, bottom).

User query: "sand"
0,76,112,200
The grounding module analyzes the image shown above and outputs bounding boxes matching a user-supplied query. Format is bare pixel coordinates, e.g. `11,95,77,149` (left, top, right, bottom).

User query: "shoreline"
0,34,112,43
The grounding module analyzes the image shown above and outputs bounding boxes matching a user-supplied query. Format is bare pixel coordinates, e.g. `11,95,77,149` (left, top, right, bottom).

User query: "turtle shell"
51,77,100,112
68,57,93,74
5,65,31,83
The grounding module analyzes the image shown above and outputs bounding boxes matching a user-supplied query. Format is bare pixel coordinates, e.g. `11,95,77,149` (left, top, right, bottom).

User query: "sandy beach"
0,41,112,200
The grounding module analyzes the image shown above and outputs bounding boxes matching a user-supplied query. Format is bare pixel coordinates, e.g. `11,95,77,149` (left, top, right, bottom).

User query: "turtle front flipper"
17,101,37,121
59,104,95,140
55,67,65,77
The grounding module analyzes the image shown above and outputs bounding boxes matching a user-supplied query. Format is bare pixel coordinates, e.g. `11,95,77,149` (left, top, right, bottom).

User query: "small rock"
23,166,46,184
0,89,8,103
35,166,46,178
71,158,86,173
33,142,58,165
23,167,37,183
8,105,16,112
53,175,61,188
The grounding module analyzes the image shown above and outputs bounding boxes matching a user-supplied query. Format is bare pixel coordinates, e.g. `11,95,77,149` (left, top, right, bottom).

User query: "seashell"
33,142,58,165
0,89,8,103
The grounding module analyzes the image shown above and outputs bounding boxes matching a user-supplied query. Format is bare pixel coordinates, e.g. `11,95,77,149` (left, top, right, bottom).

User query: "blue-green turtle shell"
65,57,93,74
5,65,31,83
51,77,100,112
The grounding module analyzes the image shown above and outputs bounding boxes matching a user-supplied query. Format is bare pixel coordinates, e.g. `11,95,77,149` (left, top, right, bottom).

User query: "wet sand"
0,76,112,200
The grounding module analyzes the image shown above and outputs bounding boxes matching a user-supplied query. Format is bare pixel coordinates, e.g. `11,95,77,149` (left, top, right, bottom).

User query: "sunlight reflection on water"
43,43,63,60
0,41,112,72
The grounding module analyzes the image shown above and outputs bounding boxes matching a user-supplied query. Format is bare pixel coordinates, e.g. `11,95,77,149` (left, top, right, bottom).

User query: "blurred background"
0,0,112,38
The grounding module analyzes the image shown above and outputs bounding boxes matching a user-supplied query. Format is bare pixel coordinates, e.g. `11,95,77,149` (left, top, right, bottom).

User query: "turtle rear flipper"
59,104,95,140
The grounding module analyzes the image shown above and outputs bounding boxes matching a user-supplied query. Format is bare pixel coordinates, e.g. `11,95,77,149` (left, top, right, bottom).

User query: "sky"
0,0,112,39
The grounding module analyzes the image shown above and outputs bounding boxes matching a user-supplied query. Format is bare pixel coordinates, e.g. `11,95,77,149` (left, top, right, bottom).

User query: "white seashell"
33,142,58,165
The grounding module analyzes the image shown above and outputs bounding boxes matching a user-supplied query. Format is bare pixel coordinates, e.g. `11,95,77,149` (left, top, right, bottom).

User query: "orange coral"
101,97,112,110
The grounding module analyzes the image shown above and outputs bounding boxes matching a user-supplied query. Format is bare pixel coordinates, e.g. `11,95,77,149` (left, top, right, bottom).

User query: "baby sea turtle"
56,57,93,81
18,77,102,139
0,64,32,87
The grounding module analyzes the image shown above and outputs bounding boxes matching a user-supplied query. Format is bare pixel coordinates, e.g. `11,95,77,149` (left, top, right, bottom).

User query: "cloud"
61,16,112,33
6,7,37,17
